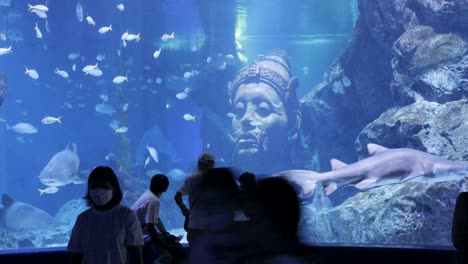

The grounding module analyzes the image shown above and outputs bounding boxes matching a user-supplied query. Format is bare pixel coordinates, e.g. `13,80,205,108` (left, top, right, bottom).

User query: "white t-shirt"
131,190,160,236
178,172,206,229
67,204,144,264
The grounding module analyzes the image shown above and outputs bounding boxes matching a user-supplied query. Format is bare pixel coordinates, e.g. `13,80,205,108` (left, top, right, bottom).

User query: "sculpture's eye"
257,102,272,118
234,102,245,116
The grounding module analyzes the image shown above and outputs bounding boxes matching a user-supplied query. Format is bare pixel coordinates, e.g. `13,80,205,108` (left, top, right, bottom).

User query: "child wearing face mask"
68,166,144,264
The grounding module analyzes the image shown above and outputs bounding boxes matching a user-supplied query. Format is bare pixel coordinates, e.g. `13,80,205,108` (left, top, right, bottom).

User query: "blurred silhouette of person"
186,167,246,263
238,171,257,220
132,174,180,264
229,49,302,175
452,192,468,263
174,152,215,244
243,177,321,263
68,166,143,264
239,171,256,194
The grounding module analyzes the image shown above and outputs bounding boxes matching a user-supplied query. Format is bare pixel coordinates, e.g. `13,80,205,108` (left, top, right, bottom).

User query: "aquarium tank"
0,0,467,251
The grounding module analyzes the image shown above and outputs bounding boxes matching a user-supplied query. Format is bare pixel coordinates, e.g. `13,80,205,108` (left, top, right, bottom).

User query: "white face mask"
90,188,113,206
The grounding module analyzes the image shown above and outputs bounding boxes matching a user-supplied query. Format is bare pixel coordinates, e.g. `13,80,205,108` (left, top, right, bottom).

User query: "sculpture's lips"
237,134,257,148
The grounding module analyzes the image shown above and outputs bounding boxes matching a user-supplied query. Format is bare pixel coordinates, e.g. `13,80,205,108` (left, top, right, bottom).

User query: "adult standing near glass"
68,166,144,264
174,152,215,245
228,49,302,175
452,192,468,263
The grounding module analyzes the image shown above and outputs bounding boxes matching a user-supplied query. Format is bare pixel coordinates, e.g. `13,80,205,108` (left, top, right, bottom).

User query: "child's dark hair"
150,174,169,194
84,166,123,208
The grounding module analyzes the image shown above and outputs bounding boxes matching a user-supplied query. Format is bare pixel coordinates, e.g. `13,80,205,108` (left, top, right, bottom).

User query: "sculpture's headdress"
229,49,299,110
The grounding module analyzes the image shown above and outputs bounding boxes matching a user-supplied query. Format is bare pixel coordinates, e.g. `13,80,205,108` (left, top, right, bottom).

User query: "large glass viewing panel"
0,0,466,251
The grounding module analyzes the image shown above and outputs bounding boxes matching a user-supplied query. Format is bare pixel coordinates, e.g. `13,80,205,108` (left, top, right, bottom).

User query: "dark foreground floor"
0,245,462,264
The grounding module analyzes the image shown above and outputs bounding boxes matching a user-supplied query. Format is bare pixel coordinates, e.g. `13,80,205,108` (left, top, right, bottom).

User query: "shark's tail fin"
273,170,321,196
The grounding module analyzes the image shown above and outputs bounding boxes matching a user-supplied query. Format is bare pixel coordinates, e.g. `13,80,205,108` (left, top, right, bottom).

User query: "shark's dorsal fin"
367,143,388,156
330,159,348,171
2,194,14,208
324,182,338,196
355,178,378,190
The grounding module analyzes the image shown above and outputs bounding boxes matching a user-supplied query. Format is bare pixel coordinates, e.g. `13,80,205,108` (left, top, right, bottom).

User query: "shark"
274,143,468,196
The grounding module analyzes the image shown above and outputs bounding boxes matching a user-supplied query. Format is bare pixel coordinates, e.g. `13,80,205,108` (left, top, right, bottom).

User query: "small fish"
86,16,96,27
113,75,128,84
95,103,115,115
31,9,47,19
96,54,105,61
38,186,59,195
183,71,194,79
109,120,120,130
122,103,128,112
7,122,38,134
0,117,6,123
34,23,43,39
153,48,161,59
100,94,108,102
55,68,69,78
183,114,196,121
17,136,32,144
144,66,151,71
82,63,98,72
225,54,234,60
117,3,125,11
28,4,49,12
206,57,212,63
302,66,309,75
184,87,191,93
250,121,262,127
146,145,159,163
0,46,12,56
227,112,237,118
218,62,227,70
72,64,76,71
0,32,6,41
124,33,141,42
176,92,188,100
76,1,83,22
114,126,128,133
144,156,150,168
98,25,112,34
86,68,103,77
161,32,175,42
156,77,162,84
68,52,80,60
25,66,39,80
41,116,62,125
64,102,73,109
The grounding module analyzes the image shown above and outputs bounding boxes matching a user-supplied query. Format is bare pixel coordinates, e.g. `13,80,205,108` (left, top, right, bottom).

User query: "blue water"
0,0,355,250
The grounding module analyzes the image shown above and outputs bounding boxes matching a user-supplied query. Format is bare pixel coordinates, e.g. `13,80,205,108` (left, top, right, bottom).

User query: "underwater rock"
55,199,88,227
301,174,468,245
392,26,468,103
0,73,6,107
300,0,468,169
411,0,468,33
356,99,468,161
0,228,17,249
